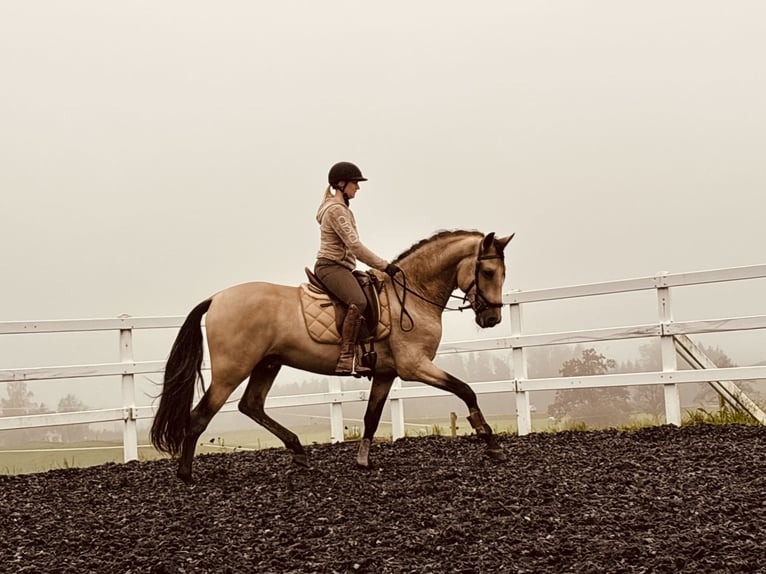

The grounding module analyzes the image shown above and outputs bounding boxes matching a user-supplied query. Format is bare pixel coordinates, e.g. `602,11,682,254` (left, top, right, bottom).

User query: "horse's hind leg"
238,358,309,468
178,382,235,483
357,374,395,468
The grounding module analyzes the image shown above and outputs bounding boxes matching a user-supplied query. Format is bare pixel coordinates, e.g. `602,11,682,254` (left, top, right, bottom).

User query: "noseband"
461,253,505,313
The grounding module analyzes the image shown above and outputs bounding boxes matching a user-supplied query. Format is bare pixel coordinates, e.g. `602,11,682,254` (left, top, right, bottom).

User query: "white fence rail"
3,264,766,462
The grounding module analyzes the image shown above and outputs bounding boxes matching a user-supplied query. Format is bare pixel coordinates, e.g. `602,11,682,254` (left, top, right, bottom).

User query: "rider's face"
344,180,360,198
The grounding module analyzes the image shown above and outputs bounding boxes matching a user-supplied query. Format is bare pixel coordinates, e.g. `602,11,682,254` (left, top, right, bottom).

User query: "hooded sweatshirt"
316,197,388,271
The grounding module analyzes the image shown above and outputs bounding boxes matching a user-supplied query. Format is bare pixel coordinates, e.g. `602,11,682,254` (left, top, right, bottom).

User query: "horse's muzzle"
477,312,502,328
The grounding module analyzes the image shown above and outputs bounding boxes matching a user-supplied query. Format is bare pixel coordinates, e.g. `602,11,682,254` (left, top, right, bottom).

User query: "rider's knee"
350,298,367,314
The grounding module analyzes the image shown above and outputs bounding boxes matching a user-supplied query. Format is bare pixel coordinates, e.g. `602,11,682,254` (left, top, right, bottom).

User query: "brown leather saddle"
303,268,383,340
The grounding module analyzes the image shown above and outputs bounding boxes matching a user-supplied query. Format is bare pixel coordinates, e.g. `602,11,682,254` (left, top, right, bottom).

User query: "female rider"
314,161,400,375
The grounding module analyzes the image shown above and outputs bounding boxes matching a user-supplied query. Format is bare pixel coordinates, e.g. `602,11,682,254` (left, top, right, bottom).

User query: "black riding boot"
335,304,372,376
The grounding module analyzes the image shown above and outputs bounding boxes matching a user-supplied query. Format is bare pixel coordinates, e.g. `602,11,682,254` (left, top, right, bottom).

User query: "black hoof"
177,469,193,485
486,448,507,462
292,453,310,468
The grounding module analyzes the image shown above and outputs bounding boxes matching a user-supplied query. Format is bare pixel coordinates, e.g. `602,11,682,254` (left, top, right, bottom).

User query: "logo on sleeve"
337,215,359,244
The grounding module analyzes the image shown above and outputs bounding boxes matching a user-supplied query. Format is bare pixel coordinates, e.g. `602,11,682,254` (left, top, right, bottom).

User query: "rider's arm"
325,204,389,271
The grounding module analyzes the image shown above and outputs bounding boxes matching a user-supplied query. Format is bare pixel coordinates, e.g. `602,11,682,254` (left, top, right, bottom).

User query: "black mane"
392,229,482,264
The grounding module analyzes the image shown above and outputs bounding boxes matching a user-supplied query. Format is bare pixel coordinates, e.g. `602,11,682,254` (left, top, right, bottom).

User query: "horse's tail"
150,298,212,456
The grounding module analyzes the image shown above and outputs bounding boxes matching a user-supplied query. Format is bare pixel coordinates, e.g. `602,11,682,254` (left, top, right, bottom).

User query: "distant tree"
55,394,91,442
527,346,578,379
463,351,512,382
689,343,761,406
490,354,512,381
434,353,468,380
559,348,616,378
637,341,661,372
616,359,638,374
632,385,665,421
619,340,760,416
548,348,631,426
1,382,39,417
434,351,511,382
620,342,664,420
697,344,736,370
58,394,87,413
0,382,50,444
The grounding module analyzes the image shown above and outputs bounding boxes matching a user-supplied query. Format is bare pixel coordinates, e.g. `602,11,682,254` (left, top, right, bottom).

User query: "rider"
315,161,401,375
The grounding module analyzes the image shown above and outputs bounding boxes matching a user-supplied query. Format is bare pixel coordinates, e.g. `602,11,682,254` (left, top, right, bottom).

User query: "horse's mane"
392,229,482,264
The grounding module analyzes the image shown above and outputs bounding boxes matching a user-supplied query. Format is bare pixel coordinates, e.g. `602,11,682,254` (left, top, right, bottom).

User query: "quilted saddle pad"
298,283,392,344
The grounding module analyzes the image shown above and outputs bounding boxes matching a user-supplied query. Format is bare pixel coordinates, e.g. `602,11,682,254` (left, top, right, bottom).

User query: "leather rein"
389,252,505,332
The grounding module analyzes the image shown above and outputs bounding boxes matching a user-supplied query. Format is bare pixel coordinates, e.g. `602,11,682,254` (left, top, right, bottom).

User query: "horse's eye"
482,269,495,280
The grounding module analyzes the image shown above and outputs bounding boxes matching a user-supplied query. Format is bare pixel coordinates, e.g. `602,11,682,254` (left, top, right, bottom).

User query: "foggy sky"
3,1,766,374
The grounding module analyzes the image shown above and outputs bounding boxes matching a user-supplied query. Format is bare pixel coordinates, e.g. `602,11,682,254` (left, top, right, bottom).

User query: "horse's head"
459,232,514,328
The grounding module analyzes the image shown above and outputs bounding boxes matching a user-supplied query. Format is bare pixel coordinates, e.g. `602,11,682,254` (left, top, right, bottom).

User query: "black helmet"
328,161,367,189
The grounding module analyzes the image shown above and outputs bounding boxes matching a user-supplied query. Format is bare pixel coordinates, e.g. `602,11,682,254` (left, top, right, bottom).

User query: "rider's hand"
385,263,402,278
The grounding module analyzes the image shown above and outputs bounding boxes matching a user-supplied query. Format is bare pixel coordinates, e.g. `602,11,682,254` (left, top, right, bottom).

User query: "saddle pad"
299,283,392,344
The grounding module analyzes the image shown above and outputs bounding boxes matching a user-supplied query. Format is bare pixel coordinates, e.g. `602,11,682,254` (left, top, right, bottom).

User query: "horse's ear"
482,232,496,253
495,233,515,253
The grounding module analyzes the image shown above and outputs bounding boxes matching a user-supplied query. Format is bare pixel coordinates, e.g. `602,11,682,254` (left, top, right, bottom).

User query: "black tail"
150,299,212,456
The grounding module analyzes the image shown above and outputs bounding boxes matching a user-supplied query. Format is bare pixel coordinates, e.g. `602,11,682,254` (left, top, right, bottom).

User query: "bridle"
460,253,506,314
389,250,506,331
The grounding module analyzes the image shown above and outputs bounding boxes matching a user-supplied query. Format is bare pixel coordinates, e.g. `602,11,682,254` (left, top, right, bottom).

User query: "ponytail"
323,185,333,200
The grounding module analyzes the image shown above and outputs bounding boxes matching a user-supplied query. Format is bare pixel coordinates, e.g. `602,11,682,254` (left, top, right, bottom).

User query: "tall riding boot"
335,304,371,376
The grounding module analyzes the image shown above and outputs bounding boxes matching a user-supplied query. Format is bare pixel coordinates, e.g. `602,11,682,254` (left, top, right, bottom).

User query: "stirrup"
352,358,372,377
335,351,371,377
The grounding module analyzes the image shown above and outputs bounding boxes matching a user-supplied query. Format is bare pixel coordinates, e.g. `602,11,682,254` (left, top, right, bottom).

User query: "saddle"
300,268,391,344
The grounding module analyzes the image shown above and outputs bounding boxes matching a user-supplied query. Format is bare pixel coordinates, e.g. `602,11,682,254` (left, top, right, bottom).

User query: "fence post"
119,324,138,462
510,302,532,435
657,276,682,425
390,378,405,440
329,378,344,443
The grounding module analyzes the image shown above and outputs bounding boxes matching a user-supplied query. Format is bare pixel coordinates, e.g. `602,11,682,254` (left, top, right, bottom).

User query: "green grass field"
0,414,549,475
7,409,739,476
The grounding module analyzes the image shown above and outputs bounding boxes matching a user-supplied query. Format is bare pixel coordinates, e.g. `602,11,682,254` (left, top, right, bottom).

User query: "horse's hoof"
486,448,507,462
177,469,193,485
292,453,310,468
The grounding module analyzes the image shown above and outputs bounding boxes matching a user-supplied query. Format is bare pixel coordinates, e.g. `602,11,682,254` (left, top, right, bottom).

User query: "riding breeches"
314,259,367,313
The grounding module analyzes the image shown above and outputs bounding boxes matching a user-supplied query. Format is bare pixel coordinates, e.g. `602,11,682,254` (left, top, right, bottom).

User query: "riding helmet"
328,162,368,189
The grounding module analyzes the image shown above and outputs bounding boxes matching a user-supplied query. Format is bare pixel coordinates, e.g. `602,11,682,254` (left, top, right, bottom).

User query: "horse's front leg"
357,374,395,468
466,406,506,461
399,361,506,462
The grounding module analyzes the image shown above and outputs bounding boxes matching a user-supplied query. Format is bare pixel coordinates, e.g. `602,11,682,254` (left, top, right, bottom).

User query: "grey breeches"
314,259,367,313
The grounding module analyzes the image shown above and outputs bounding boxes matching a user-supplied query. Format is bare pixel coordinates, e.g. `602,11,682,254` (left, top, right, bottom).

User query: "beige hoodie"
315,197,388,271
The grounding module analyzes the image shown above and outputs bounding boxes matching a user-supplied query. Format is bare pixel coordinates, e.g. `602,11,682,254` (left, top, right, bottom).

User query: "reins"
388,272,467,332
388,252,505,332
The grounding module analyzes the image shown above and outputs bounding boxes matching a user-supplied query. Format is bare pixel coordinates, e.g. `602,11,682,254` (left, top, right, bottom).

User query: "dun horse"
151,230,514,483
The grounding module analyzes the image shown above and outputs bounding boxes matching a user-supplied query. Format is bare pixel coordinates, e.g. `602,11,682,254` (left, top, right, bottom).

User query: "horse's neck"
402,235,478,307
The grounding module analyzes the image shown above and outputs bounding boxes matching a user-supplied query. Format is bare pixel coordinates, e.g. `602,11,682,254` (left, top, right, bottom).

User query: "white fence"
3,263,766,463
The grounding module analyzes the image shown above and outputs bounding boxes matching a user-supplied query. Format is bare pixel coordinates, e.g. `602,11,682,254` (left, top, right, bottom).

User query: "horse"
151,229,514,483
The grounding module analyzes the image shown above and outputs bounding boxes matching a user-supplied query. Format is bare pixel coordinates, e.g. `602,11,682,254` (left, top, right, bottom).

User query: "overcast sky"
3,2,766,375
